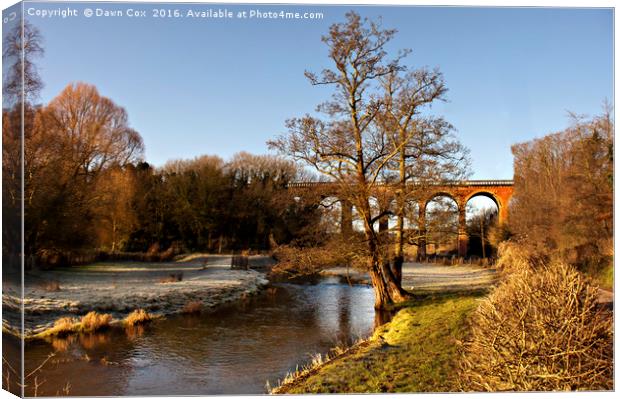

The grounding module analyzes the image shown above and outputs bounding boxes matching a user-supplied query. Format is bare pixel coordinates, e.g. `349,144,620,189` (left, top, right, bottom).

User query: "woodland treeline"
507,109,614,283
3,82,321,265
1,23,323,268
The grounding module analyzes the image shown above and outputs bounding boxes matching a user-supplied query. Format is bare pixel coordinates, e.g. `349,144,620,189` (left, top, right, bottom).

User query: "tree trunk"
392,140,407,288
391,255,404,286
382,259,410,302
369,260,393,309
362,202,397,309
393,211,405,286
365,217,410,308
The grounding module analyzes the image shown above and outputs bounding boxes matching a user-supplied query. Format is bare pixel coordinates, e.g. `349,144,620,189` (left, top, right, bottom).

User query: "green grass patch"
276,293,482,394
580,259,614,291
595,261,613,290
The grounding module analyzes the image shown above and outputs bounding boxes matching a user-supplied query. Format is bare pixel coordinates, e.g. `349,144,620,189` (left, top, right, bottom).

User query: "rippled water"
18,277,379,396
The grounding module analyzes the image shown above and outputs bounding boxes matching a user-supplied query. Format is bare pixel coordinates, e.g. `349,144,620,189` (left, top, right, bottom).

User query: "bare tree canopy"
2,20,44,104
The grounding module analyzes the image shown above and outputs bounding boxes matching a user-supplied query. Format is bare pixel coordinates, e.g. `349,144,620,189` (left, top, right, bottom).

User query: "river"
15,277,379,396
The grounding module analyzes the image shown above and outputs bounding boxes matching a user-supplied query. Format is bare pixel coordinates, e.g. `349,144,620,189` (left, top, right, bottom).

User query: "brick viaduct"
287,180,514,257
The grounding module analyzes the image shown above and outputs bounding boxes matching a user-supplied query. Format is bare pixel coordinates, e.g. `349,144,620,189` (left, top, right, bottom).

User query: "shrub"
181,301,204,314
272,239,363,277
124,309,152,326
80,312,112,333
459,245,613,391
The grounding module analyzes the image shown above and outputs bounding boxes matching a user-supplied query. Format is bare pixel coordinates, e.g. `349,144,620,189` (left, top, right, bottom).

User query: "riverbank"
2,255,270,339
272,292,482,393
322,262,498,293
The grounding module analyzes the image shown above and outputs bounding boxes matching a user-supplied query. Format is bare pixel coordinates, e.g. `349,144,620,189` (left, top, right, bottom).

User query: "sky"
17,1,614,180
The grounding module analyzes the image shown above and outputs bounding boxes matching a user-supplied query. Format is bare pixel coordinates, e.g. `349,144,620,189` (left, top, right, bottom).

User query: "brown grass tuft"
124,309,152,326
459,243,613,391
80,312,112,333
181,300,204,314
46,317,79,337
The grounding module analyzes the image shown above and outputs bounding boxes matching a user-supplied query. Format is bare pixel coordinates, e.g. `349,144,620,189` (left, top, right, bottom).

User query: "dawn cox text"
26,7,322,20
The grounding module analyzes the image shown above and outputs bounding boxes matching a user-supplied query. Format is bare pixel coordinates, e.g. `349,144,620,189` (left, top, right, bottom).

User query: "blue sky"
23,2,613,179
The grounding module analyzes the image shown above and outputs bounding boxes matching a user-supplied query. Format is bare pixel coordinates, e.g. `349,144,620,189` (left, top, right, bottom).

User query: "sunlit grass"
273,293,481,393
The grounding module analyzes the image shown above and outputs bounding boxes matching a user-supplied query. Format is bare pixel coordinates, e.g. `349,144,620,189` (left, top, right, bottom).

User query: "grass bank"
273,292,482,394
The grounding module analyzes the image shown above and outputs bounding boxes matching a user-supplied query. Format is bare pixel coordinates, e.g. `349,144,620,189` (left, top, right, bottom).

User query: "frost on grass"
6,256,269,337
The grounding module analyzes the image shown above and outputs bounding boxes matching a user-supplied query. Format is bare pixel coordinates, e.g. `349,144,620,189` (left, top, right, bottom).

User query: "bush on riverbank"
459,243,613,391
271,237,368,278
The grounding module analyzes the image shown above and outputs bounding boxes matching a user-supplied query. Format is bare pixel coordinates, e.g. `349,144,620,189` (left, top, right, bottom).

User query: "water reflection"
23,277,381,396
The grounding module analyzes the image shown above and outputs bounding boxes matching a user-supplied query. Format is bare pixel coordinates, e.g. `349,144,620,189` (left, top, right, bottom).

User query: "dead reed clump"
80,311,113,333
181,301,204,314
47,317,79,337
124,309,152,326
159,272,183,283
459,249,613,391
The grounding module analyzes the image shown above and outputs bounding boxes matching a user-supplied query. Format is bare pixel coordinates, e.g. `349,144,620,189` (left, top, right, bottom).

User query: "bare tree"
269,12,412,308
2,20,44,105
25,83,144,255
377,68,469,283
3,20,44,272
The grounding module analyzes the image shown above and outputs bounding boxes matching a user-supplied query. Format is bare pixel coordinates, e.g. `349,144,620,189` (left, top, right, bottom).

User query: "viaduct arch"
288,180,514,257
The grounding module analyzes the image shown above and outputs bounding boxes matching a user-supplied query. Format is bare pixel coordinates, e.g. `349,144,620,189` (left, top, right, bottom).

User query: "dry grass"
80,311,112,333
181,301,204,314
459,243,613,391
124,309,152,326
159,272,183,283
270,343,354,393
45,317,79,337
